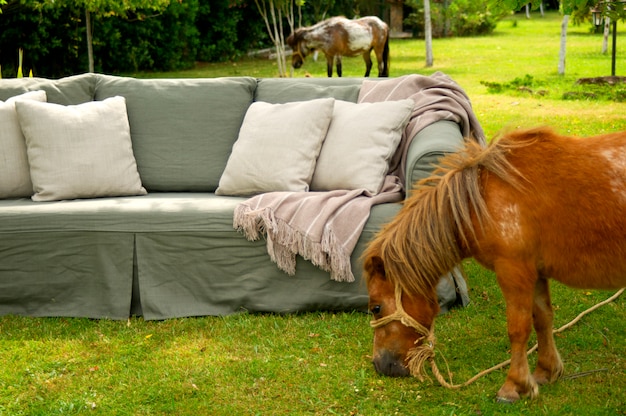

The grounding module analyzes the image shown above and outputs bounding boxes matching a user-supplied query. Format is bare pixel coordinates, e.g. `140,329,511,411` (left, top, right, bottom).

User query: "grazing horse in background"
286,16,389,78
363,127,626,403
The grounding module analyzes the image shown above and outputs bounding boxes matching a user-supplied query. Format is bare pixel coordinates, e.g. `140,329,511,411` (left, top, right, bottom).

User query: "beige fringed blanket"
233,72,485,282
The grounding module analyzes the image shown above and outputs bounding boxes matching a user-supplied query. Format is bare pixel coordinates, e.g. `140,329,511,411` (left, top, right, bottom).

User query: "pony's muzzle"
372,350,410,377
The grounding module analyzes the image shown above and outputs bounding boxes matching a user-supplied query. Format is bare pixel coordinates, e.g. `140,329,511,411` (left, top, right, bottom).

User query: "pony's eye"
371,305,382,315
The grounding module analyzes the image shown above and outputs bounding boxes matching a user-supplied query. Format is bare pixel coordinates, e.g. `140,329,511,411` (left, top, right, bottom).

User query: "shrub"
404,0,505,37
96,0,200,73
0,0,269,76
0,2,85,78
196,1,268,62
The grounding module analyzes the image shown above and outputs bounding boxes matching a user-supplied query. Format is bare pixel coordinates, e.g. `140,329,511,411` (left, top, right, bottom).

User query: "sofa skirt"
135,232,371,320
0,194,392,320
0,232,135,319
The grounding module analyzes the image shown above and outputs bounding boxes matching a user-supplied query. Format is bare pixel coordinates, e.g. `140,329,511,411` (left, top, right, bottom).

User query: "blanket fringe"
233,204,355,282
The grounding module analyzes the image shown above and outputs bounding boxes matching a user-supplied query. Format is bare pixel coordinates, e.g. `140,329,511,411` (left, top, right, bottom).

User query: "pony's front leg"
532,278,564,385
496,262,539,403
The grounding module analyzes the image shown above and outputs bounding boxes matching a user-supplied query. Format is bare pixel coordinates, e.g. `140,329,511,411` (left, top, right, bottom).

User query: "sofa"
0,73,472,320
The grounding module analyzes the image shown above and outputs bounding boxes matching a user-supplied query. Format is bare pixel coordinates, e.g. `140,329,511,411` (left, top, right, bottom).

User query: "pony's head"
286,30,311,69
364,246,440,379
362,142,492,379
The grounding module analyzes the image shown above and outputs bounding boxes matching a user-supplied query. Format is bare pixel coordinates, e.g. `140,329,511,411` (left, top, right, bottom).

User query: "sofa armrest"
404,120,464,194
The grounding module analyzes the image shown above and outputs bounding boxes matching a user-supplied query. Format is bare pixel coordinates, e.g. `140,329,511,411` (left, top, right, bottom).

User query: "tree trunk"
254,0,294,77
558,14,569,75
602,17,610,55
85,9,94,73
389,1,403,37
424,0,433,67
269,3,286,77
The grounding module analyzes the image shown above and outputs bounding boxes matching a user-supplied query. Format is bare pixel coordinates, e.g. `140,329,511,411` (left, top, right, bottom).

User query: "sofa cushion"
255,77,362,103
0,90,47,199
216,98,335,196
0,73,96,105
0,193,243,234
95,75,257,192
311,99,414,195
15,96,147,201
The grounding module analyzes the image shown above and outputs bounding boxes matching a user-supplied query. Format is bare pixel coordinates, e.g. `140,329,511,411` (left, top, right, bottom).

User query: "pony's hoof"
533,372,554,385
497,378,539,403
533,361,564,385
496,396,517,405
496,386,520,404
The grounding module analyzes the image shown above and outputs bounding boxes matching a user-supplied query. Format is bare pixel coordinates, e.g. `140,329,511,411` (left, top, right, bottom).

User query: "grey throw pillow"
216,98,335,196
0,90,47,198
15,96,147,201
311,99,414,194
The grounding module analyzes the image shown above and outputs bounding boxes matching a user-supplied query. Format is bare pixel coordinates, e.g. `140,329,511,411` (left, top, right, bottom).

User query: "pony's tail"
381,33,390,77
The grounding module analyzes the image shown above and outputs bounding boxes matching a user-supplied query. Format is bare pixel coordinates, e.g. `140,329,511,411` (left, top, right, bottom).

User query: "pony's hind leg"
335,56,343,77
373,45,387,77
325,55,334,77
532,278,564,385
379,37,389,76
362,51,373,77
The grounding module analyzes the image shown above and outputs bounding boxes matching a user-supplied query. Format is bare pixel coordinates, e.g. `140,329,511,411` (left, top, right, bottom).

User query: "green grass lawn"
1,11,625,415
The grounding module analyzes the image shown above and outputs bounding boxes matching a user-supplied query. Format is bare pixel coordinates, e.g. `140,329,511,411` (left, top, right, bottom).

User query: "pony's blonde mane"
365,133,532,299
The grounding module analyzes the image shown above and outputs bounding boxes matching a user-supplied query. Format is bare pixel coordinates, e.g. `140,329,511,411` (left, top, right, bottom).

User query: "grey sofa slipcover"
0,74,466,320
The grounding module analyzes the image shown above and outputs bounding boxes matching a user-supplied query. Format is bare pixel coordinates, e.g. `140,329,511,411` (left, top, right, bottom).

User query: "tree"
20,0,172,72
254,0,304,77
558,7,569,75
554,0,591,75
590,1,626,75
556,0,605,75
423,0,433,67
388,0,404,35
406,1,506,67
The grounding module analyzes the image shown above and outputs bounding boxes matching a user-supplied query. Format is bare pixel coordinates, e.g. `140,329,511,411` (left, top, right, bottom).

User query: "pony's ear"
364,255,386,280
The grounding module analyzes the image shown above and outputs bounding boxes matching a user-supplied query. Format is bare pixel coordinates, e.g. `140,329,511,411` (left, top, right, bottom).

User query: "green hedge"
0,0,268,77
0,2,84,77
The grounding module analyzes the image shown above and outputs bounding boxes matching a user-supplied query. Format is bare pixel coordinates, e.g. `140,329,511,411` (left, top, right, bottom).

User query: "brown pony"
363,127,626,403
286,16,389,78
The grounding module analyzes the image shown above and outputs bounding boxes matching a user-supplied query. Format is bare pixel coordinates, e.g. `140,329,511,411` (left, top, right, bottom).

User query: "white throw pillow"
0,90,47,198
216,98,335,196
15,96,147,201
311,99,414,195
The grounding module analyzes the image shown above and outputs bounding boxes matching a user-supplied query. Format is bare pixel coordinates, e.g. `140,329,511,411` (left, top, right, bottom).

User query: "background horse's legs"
362,50,373,77
325,54,334,77
379,36,389,77
495,260,539,402
532,278,564,385
374,46,388,77
335,55,342,77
